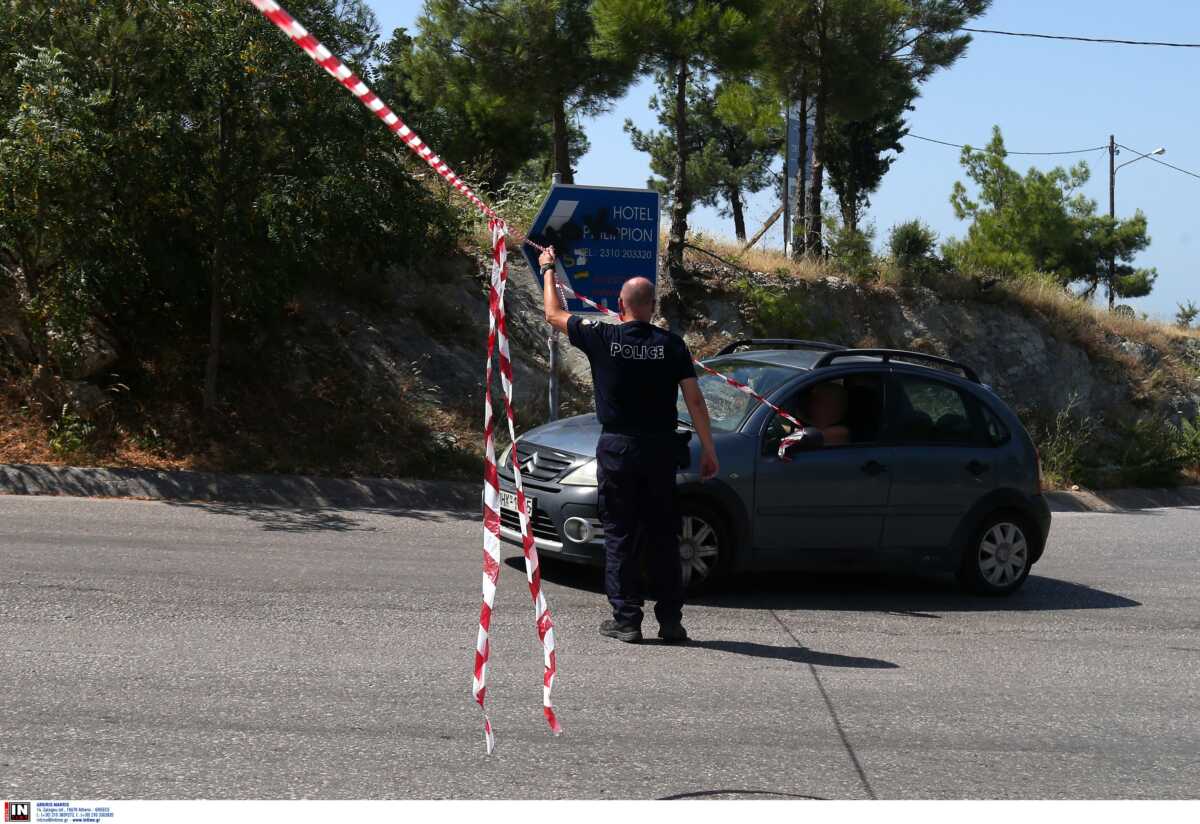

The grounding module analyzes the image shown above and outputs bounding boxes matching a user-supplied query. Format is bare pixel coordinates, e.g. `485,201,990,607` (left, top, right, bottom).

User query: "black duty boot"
657,623,689,645
599,619,642,643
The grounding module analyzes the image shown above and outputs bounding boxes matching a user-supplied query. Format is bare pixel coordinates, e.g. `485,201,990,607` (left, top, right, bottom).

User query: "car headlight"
560,458,598,486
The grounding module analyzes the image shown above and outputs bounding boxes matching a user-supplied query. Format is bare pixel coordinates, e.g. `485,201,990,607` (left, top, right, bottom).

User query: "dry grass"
1004,276,1200,351
682,234,832,281
687,234,1200,362
0,386,194,470
0,392,55,465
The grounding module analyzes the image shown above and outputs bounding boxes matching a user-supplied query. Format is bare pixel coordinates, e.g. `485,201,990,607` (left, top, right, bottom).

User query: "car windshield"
677,360,798,432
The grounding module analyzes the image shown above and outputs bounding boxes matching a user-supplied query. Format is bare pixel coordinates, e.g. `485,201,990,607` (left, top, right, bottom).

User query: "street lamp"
1109,136,1166,220
1104,136,1165,309
1115,145,1166,173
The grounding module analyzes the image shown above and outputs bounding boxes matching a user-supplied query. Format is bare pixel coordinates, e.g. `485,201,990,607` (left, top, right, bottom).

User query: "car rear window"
678,360,797,432
888,375,1006,447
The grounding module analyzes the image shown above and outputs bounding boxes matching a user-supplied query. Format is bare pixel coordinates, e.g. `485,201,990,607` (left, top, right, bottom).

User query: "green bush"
1023,400,1200,488
887,219,942,286
48,405,95,458
1106,416,1200,487
1176,301,1199,329
889,219,936,265
827,223,877,283
1022,401,1097,488
734,280,845,343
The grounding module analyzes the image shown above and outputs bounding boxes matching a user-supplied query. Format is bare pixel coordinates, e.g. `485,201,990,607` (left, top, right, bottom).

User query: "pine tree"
760,0,989,258
593,0,761,281
400,0,636,184
626,74,780,241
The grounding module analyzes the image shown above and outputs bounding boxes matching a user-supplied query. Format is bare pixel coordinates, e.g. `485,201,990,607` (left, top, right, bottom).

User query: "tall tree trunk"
792,83,808,260
551,94,573,184
204,100,231,415
841,187,857,235
805,8,827,258
806,76,826,257
666,56,690,283
727,186,746,242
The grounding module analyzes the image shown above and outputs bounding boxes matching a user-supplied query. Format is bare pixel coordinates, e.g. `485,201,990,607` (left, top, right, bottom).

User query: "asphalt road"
1,495,1197,799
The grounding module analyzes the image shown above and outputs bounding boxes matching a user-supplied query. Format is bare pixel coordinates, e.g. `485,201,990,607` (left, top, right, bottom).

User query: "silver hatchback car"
498,340,1051,596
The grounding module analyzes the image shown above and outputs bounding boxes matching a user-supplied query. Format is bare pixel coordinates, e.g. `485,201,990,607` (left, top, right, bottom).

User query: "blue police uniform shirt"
567,315,697,435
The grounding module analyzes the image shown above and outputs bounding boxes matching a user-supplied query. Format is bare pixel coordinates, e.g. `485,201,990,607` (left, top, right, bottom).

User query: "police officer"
540,246,719,645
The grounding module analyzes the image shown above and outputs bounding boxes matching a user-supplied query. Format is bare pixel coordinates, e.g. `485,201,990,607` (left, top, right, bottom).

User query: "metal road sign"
521,183,660,313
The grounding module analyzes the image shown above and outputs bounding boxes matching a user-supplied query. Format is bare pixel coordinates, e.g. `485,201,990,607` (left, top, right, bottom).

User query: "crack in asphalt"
770,610,878,800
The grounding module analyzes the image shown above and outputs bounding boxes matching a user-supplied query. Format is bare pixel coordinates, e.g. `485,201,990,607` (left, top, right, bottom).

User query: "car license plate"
499,490,534,517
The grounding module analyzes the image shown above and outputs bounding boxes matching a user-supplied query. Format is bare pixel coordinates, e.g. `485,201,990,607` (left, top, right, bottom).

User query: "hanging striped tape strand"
489,224,562,737
473,224,505,753
247,0,501,224
246,5,812,751
245,0,555,753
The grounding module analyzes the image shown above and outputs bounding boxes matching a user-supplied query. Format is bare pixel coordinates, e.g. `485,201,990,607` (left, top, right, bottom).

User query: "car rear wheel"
678,501,730,592
958,511,1034,596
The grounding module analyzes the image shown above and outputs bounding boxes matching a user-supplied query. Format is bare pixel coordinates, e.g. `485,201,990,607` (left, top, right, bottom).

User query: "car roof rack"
716,338,846,357
812,349,981,383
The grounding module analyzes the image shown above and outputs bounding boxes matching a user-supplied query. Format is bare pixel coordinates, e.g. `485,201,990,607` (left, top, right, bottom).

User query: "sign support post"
547,173,563,421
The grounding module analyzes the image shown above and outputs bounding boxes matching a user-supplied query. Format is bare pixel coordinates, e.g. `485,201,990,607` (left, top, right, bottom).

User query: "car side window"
888,375,981,445
979,401,1011,447
763,373,886,453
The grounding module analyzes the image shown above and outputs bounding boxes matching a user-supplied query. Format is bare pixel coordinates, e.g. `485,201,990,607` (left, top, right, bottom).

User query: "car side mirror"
779,427,824,460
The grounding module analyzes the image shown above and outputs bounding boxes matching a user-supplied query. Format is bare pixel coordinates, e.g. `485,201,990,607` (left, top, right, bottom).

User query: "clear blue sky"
367,1,1199,319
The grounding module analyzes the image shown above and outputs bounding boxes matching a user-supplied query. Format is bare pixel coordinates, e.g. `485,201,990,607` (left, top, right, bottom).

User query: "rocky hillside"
0,252,589,480
549,247,1200,487
3,241,1198,487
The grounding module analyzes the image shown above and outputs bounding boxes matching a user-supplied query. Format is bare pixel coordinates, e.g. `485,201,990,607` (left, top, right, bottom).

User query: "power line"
1117,143,1200,181
902,134,1200,182
961,27,1200,48
906,133,1106,156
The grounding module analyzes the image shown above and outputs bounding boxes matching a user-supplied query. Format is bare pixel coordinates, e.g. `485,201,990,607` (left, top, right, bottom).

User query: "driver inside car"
781,381,851,447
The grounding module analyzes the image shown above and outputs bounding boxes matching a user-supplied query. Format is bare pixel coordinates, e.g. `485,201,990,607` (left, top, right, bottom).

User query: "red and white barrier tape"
247,0,811,752
247,0,500,223
244,0,557,753
476,221,562,752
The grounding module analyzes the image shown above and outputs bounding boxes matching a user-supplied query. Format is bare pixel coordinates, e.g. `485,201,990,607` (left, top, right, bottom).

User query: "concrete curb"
0,463,477,512
1,463,1196,515
1044,486,1200,513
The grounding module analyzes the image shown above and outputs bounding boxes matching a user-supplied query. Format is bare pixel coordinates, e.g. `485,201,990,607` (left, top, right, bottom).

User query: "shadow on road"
516,555,1141,614
652,638,898,669
701,572,1141,614
165,501,472,532
659,788,825,800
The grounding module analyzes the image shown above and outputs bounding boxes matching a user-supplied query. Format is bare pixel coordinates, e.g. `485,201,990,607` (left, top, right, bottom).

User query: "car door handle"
966,460,991,476
860,460,887,477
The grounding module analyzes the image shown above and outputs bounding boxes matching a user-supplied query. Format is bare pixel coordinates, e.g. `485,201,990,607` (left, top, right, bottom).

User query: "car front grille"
503,442,576,484
499,504,559,543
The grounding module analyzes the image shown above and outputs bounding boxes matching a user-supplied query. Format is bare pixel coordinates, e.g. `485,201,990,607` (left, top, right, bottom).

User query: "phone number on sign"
595,248,654,260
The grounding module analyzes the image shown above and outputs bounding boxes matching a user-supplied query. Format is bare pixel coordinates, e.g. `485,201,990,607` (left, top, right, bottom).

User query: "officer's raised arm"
540,246,571,333
680,378,720,481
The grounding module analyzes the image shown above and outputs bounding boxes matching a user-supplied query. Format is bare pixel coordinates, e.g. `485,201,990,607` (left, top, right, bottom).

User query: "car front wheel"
959,512,1035,595
677,501,730,592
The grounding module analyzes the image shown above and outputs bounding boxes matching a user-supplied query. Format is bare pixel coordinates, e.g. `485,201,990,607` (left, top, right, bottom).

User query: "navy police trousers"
595,432,684,627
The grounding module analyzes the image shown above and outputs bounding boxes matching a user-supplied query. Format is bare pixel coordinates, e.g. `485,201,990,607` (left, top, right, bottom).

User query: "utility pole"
1108,134,1117,309
1108,134,1116,221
